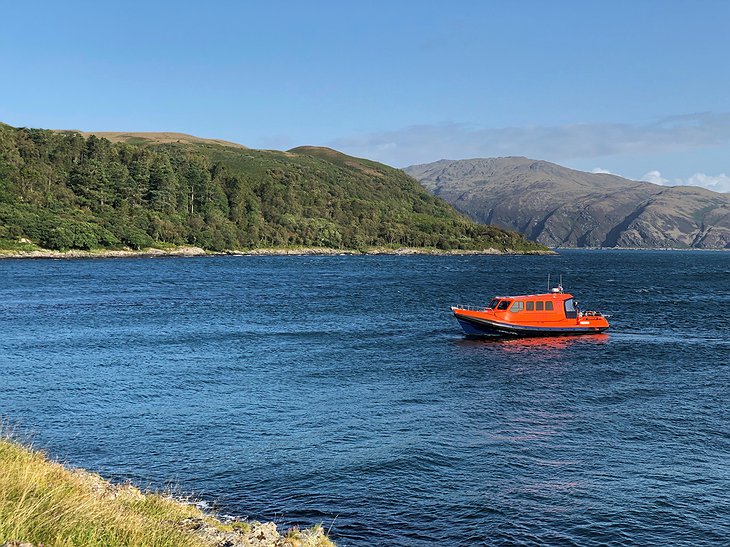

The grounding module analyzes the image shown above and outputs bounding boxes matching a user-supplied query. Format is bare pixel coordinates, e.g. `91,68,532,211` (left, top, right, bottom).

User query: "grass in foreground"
0,436,334,547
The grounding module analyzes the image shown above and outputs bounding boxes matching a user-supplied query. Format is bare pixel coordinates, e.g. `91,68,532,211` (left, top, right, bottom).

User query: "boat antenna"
559,274,563,292
547,273,550,293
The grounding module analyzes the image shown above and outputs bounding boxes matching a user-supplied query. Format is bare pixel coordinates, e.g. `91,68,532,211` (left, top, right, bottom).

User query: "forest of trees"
0,123,544,252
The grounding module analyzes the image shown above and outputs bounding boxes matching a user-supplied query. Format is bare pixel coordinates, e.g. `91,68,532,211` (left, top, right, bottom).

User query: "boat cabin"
488,294,579,319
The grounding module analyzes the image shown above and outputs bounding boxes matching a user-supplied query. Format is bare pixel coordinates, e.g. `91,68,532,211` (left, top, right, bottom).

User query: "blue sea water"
1,250,729,546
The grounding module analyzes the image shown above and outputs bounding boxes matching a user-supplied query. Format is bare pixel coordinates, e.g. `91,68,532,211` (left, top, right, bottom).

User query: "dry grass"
0,437,208,546
0,436,335,546
53,130,248,150
284,524,337,547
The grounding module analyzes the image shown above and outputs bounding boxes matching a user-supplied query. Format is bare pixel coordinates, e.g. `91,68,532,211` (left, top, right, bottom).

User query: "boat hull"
454,311,609,338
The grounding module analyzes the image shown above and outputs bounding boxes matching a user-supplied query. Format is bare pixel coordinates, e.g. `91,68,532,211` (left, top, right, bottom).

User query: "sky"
1,1,729,191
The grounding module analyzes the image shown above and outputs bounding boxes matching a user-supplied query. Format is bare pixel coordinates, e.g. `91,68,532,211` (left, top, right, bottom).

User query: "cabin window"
564,298,576,318
488,298,500,309
510,301,524,312
497,300,511,310
545,301,553,311
535,301,544,311
526,301,534,311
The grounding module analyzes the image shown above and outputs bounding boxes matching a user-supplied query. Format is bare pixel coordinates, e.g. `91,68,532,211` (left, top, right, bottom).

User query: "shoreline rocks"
0,246,209,260
0,245,555,260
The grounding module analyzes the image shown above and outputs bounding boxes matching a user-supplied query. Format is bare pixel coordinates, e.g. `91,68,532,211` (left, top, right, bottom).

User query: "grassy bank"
0,436,334,547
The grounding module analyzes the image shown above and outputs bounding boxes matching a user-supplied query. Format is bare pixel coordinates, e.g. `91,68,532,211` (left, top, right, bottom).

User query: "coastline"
554,245,730,251
0,435,335,547
0,245,556,260
5,243,726,261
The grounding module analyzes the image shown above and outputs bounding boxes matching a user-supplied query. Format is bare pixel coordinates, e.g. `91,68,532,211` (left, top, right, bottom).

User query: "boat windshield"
488,298,500,309
564,298,577,318
496,300,511,311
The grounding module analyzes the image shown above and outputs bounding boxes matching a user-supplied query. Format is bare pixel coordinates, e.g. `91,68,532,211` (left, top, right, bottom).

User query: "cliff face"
405,157,730,248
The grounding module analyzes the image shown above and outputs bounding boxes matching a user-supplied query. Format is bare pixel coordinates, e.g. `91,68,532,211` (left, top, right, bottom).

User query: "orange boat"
451,285,609,337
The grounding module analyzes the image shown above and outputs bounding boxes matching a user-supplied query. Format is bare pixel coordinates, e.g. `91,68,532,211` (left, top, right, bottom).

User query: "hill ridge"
53,129,248,150
0,123,545,254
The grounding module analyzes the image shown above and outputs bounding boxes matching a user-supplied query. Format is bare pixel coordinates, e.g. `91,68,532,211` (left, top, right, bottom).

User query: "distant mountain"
404,157,730,248
0,124,546,254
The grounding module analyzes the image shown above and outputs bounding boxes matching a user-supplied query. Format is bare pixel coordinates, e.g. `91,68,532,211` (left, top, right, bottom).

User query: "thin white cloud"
640,170,730,192
641,170,670,185
329,112,730,168
591,167,614,174
684,172,730,193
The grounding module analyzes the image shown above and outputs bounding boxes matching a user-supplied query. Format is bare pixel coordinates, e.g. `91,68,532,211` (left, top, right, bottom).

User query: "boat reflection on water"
454,333,609,353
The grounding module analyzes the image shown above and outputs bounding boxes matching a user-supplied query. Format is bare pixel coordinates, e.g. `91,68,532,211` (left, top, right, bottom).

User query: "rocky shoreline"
0,245,555,259
0,435,335,547
553,245,730,251
0,246,210,260
60,469,332,547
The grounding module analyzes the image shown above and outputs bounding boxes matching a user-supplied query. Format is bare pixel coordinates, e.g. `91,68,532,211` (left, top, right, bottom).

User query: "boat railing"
452,304,490,312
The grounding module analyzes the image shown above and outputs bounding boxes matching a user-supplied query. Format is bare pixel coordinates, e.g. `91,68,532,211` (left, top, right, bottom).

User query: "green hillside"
0,124,545,253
